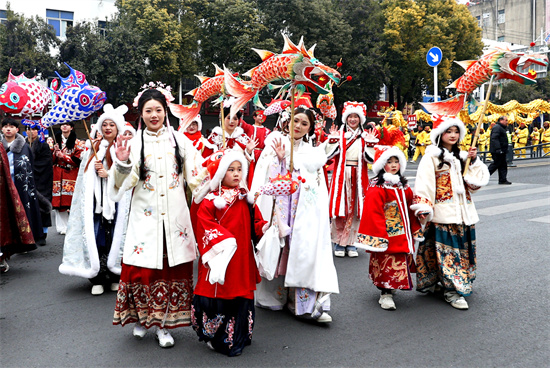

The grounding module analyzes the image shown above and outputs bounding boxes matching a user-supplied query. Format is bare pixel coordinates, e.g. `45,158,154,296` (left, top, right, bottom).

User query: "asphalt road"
1,158,549,368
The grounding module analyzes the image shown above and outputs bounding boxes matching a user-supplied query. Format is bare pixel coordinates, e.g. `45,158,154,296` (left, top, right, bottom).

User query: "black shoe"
37,237,46,246
499,181,512,185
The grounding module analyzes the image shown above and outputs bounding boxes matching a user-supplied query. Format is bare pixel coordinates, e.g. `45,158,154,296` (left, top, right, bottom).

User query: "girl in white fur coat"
412,116,490,310
59,104,131,296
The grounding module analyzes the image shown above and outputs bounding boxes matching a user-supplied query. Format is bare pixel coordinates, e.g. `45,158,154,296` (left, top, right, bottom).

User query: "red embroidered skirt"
369,253,416,290
113,257,193,329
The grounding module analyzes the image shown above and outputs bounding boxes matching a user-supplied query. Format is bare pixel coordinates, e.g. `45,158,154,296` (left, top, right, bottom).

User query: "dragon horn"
282,33,298,53
308,44,316,58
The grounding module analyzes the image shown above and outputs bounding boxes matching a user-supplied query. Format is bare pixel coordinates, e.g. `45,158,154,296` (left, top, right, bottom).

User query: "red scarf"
185,131,202,144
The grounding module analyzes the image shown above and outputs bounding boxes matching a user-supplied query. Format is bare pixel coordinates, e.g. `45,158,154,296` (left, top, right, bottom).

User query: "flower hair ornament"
133,81,175,107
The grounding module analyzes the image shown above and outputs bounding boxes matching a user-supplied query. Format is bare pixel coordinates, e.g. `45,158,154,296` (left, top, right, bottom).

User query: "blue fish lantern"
22,63,107,138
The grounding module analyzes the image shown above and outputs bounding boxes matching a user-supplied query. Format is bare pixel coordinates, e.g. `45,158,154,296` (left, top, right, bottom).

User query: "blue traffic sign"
426,46,442,67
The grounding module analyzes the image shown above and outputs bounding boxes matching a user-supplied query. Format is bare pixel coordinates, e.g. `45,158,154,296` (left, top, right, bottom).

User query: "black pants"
488,152,508,183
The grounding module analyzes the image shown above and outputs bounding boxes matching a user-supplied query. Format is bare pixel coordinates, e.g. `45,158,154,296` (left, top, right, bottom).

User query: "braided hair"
136,89,183,181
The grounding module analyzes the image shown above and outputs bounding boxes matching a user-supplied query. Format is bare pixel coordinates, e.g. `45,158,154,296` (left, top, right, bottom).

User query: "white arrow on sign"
429,52,439,63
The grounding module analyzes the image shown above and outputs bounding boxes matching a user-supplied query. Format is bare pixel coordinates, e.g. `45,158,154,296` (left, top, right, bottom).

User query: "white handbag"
255,222,284,281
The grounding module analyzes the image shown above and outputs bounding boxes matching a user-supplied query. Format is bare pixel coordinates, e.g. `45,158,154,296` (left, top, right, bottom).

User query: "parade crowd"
2,84,550,357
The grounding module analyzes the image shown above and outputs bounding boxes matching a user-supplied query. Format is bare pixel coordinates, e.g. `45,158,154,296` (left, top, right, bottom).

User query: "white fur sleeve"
464,156,490,192
410,156,436,222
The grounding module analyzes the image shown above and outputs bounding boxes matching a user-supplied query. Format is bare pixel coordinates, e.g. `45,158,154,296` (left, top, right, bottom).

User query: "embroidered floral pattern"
203,313,224,338
169,160,180,189
384,201,405,237
175,222,189,241
132,243,144,255
435,170,453,203
142,174,154,191
143,207,152,216
248,311,254,339
202,229,223,247
224,317,235,349
190,305,197,328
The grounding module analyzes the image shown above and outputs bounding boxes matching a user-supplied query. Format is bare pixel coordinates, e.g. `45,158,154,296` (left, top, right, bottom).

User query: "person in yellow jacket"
412,126,432,162
410,126,425,162
514,122,529,158
460,129,473,151
541,121,550,155
530,127,540,154
477,128,488,152
403,127,410,160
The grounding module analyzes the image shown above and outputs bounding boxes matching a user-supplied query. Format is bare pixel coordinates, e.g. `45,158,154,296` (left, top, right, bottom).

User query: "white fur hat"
204,149,249,191
371,145,407,176
178,114,202,133
342,101,367,126
92,104,129,138
122,122,136,137
430,115,466,145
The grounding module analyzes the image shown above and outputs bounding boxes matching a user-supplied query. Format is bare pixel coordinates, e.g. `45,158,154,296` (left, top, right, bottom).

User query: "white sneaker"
379,294,396,310
133,323,147,339
444,291,469,310
0,259,9,273
347,249,359,258
316,312,332,323
206,341,215,350
155,328,174,348
91,285,104,295
110,283,119,292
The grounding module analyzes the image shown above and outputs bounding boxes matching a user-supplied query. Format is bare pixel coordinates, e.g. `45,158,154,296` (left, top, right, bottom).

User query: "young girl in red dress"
191,149,266,356
355,145,423,310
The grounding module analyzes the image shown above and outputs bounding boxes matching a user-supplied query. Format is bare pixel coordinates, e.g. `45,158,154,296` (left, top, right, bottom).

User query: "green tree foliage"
381,0,483,108
0,7,59,81
334,0,386,106
116,0,199,86
187,0,276,77
58,20,148,106
256,0,353,109
495,81,545,104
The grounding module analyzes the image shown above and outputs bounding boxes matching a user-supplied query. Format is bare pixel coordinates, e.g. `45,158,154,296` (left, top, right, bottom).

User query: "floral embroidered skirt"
191,295,254,357
416,223,476,297
113,259,193,329
369,253,416,290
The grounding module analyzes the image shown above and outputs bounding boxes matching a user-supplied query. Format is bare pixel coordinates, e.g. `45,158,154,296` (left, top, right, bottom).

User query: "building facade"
0,0,117,38
467,0,549,79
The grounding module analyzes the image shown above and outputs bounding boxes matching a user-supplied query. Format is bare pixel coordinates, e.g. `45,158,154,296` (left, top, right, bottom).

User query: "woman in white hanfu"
252,107,339,323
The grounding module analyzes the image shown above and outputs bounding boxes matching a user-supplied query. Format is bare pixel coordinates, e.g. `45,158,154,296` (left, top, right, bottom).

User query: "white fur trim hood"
371,145,407,176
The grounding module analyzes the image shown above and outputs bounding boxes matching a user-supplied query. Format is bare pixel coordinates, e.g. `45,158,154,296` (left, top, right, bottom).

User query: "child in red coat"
191,149,266,356
355,146,423,310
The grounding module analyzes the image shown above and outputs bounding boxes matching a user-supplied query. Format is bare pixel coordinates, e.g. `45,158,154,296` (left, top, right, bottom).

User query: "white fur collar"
383,172,401,185
212,125,244,138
